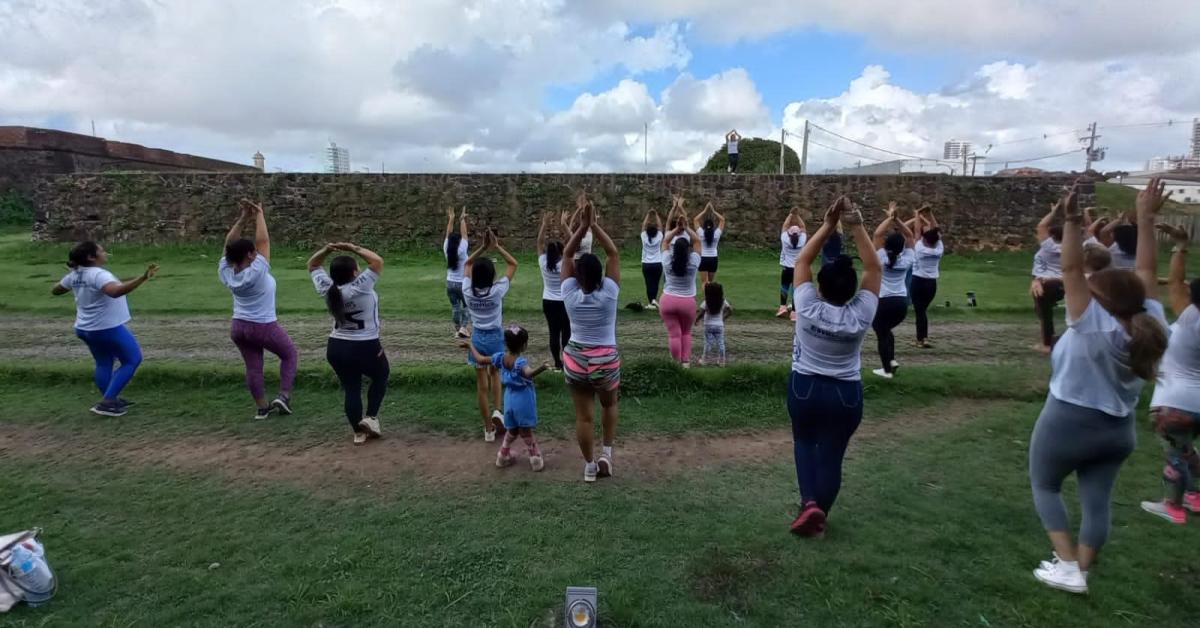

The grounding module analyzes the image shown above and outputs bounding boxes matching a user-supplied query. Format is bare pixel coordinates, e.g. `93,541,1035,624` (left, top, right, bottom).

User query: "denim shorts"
467,327,505,367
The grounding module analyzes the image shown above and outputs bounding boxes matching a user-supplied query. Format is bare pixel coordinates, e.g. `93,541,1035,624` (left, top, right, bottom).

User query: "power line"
978,148,1085,166
804,138,889,163
805,122,948,162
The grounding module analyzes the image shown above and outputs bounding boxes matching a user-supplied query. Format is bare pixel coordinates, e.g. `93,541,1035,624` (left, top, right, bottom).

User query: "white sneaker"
529,455,545,472
360,416,382,438
456,327,470,339
681,362,690,370
490,410,505,434
1039,553,1089,578
584,462,599,483
872,368,893,379
1033,558,1088,594
496,450,514,468
645,302,657,311
597,454,613,478
889,360,900,375
484,429,496,443
353,431,368,446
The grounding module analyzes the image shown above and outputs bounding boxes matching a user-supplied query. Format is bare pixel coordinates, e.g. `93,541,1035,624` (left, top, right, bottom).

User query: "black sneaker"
90,400,127,417
117,398,136,408
270,396,293,415
254,406,273,420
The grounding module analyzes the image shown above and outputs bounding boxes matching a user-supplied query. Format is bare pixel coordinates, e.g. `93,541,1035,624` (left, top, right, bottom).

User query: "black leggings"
780,267,795,307
542,299,570,369
910,277,938,341
326,338,390,431
872,296,908,372
1034,279,1065,347
642,263,663,304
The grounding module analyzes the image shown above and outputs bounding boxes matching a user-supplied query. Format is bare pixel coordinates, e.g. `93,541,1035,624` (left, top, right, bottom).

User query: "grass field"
1,228,1197,627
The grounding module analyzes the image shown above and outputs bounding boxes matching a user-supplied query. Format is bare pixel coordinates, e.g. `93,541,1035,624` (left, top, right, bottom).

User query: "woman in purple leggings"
219,199,299,420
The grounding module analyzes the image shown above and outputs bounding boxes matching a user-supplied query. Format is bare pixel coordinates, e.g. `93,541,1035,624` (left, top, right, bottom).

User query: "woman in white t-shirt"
443,207,470,338
1027,181,1170,595
1031,202,1066,353
1139,223,1200,523
777,212,807,319
908,207,944,348
52,241,159,417
464,229,519,442
640,209,664,309
561,200,622,482
786,196,881,537
693,201,727,283
869,203,916,378
660,208,702,367
219,200,298,420
308,242,387,446
561,191,594,260
537,213,569,371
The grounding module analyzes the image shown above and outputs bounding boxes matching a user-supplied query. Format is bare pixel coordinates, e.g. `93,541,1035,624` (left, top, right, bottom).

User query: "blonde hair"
1089,269,1168,380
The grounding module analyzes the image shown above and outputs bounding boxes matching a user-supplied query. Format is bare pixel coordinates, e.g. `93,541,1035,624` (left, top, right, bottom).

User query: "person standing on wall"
694,202,727,283
725,130,741,174
219,199,299,420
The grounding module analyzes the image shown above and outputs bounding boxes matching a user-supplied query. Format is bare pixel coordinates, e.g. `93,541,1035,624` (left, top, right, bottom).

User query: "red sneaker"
1141,500,1186,524
789,502,826,537
1184,492,1200,513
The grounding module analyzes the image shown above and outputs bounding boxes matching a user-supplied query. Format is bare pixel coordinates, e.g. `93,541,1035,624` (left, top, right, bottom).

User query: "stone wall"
31,172,1081,250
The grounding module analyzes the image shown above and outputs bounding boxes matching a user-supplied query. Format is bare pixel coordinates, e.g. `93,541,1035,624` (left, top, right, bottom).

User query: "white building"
1192,117,1199,159
943,139,971,160
1117,174,1200,204
324,142,350,174
1145,155,1200,172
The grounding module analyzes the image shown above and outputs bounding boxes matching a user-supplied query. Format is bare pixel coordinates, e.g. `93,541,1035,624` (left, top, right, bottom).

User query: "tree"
699,137,801,174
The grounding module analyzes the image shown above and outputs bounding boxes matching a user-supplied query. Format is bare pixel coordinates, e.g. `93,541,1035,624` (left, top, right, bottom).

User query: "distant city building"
253,151,265,172
1191,117,1199,159
826,159,957,176
324,142,350,174
1146,155,1200,172
943,139,972,160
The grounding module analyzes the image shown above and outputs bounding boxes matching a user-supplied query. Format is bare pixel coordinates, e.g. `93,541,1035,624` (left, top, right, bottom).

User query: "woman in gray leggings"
1027,179,1171,595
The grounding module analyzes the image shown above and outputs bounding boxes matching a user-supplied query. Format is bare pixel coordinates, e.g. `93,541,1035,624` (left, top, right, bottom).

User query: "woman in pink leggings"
659,207,702,368
219,199,299,420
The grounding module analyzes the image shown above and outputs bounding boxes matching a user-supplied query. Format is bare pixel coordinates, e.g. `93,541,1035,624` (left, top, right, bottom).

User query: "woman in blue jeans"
52,241,159,417
786,196,881,537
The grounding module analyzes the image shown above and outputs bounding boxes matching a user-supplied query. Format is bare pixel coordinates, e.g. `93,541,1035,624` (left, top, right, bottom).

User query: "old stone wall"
31,172,1080,250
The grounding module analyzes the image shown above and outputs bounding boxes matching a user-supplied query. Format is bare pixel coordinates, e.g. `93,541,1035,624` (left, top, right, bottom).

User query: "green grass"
1094,181,1191,215
1,394,1196,627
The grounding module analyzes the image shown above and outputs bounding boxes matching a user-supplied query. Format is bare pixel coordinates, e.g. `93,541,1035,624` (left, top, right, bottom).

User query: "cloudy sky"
2,0,1198,174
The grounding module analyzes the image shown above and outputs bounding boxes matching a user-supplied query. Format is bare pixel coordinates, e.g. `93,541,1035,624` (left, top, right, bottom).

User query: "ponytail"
446,233,462,270
884,233,904,270
326,286,346,327
1127,311,1168,380
544,241,563,273
326,255,358,327
703,220,716,247
1089,268,1168,380
670,238,690,277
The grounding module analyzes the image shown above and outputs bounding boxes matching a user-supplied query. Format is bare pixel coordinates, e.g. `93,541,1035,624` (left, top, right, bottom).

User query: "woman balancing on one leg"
1030,203,1066,353
787,196,881,536
660,205,702,368
870,202,915,379
464,229,519,442
908,205,944,349
308,242,388,445
776,210,807,320
444,207,471,339
1027,180,1171,595
1139,222,1200,524
219,199,299,420
561,198,622,482
537,213,570,371
52,243,158,417
694,201,727,283
640,209,664,310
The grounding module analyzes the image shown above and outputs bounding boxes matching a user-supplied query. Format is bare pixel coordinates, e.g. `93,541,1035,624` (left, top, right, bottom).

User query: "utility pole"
1082,122,1101,172
779,129,786,174
91,120,96,137
799,120,809,175
643,122,648,172
962,150,968,177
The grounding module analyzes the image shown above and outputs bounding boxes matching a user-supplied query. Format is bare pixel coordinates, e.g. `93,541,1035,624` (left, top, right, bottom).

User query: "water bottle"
8,540,54,606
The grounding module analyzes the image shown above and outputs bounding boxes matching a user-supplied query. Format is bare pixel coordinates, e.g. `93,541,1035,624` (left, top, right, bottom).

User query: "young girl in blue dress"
462,324,550,470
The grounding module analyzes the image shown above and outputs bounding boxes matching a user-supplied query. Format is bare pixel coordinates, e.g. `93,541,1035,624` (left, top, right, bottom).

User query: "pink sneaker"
775,305,789,318
1184,492,1200,513
789,502,826,537
1141,500,1186,524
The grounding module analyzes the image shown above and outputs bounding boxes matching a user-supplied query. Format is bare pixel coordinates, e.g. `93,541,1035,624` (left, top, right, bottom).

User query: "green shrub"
0,190,33,226
699,138,801,174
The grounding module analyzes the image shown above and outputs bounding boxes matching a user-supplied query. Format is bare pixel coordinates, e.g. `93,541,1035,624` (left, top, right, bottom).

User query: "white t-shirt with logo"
913,240,944,280
462,275,510,331
1032,238,1063,279
60,266,130,331
641,231,663,264
876,248,915,298
562,277,619,347
663,252,701,297
700,228,723,257
1108,244,1137,270
1151,304,1200,413
218,256,277,323
312,268,381,341
444,238,469,283
1050,298,1168,417
791,283,879,381
538,254,564,301
780,231,807,268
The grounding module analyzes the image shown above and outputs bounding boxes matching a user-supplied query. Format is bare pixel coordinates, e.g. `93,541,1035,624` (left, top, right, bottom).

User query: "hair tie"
507,324,522,334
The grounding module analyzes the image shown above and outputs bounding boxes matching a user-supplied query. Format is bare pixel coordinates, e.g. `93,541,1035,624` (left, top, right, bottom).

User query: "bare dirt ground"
1,315,1039,367
0,400,1009,495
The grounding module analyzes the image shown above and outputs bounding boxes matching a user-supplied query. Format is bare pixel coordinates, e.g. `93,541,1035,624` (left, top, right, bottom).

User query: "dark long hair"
788,231,800,247
670,237,690,277
1113,225,1138,256
544,240,563,273
446,232,462,270
704,282,724,315
645,224,659,239
884,233,905,269
703,219,716,246
576,253,603,293
225,238,255,266
922,228,941,247
1191,278,1200,307
326,256,358,326
817,255,858,306
67,241,100,269
472,257,496,296
504,325,529,354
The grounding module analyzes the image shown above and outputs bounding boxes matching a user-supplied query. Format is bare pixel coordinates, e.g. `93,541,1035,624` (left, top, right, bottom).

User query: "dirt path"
0,315,1038,367
0,400,1011,494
